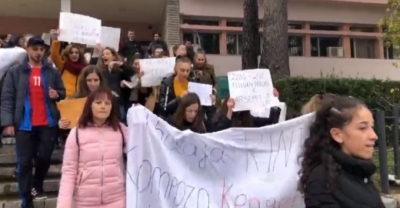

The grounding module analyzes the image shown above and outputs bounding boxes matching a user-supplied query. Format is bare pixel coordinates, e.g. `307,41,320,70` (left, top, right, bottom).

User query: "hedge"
216,76,400,117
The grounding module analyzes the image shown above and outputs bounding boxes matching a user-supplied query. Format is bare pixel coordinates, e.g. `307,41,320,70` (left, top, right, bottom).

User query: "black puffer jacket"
304,149,384,208
157,73,197,119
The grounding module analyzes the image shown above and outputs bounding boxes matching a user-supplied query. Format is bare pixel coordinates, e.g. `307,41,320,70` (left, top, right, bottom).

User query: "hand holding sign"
58,118,71,129
227,98,235,110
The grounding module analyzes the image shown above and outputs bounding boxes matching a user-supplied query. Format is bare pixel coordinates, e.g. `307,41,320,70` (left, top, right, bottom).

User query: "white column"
61,0,71,12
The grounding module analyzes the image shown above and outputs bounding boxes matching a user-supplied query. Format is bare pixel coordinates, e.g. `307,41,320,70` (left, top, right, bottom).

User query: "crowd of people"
0,29,385,208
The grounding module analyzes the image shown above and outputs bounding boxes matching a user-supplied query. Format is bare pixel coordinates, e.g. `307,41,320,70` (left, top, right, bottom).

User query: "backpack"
75,125,127,162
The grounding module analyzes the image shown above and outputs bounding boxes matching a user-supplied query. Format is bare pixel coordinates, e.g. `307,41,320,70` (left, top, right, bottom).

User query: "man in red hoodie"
1,37,65,208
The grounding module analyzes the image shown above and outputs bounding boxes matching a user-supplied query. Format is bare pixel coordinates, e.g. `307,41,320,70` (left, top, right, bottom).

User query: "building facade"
1,0,397,80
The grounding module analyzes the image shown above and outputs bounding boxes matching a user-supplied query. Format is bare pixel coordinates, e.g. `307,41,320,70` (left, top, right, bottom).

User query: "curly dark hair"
298,95,365,192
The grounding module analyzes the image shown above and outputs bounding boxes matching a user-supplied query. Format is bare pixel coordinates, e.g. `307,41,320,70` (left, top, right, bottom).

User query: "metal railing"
374,104,400,194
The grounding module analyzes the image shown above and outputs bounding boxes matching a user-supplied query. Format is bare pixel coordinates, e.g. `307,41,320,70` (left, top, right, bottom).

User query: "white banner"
58,12,101,45
101,26,121,51
126,106,313,208
0,48,26,80
228,69,275,112
139,57,176,87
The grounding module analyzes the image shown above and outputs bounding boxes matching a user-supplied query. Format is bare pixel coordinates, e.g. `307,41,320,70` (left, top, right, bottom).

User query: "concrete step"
1,137,16,145
0,164,62,180
0,149,63,165
0,194,57,208
0,179,59,197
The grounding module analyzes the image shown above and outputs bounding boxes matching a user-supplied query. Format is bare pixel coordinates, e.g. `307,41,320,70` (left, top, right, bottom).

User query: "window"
350,26,376,33
182,19,219,26
227,34,242,54
311,37,341,57
384,45,400,60
227,21,243,27
288,36,303,56
288,23,302,30
183,32,220,54
350,38,375,58
310,25,340,31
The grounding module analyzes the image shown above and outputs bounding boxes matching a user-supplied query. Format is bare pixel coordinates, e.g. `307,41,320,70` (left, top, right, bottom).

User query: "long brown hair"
77,88,120,130
75,65,108,98
213,97,254,127
173,93,206,133
62,44,86,64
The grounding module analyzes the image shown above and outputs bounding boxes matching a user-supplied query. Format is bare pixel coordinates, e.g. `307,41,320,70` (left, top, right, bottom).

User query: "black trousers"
15,126,55,205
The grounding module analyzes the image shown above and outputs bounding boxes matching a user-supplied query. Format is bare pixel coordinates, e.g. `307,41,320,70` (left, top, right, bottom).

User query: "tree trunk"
242,0,259,70
259,0,290,80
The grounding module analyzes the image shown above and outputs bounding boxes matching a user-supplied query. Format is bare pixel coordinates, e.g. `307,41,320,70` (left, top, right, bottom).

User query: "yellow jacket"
50,41,79,98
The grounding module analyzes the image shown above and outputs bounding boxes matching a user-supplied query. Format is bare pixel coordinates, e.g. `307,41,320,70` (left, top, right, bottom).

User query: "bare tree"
242,0,260,70
259,0,290,80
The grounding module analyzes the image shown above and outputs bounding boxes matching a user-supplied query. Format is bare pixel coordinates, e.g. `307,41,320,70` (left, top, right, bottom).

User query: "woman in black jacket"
168,93,212,133
299,96,384,208
157,56,196,119
211,97,281,132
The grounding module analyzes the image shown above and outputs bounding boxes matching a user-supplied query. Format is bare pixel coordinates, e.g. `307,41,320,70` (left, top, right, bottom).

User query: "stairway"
0,137,63,208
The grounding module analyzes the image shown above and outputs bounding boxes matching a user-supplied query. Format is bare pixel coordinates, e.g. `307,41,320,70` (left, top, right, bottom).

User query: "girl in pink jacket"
57,88,128,208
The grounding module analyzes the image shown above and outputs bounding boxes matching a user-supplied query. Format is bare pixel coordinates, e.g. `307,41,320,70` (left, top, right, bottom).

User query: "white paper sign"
41,33,51,45
188,82,212,106
100,26,121,51
228,69,274,112
251,102,288,123
126,106,313,208
0,48,26,80
139,57,175,87
58,12,101,45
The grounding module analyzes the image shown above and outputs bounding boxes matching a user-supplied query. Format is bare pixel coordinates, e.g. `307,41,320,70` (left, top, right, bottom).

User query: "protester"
299,96,383,207
119,29,143,62
7,35,24,48
129,55,150,106
158,56,196,118
148,33,168,54
193,49,217,88
1,37,65,207
151,44,165,58
211,98,281,131
58,65,108,129
50,29,87,98
57,88,127,208
168,93,213,133
3,34,12,47
172,44,187,57
97,47,131,121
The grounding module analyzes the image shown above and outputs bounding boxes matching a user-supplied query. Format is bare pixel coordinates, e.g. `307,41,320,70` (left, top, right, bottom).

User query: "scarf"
63,59,86,76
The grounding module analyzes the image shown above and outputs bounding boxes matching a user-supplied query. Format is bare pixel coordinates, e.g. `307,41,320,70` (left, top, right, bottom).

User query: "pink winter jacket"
57,124,128,208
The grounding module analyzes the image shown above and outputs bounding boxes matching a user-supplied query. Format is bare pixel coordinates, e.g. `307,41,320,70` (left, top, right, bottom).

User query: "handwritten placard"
228,69,274,111
56,98,87,128
0,48,26,80
126,105,313,208
139,57,175,87
58,12,101,45
188,82,213,106
101,26,121,51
